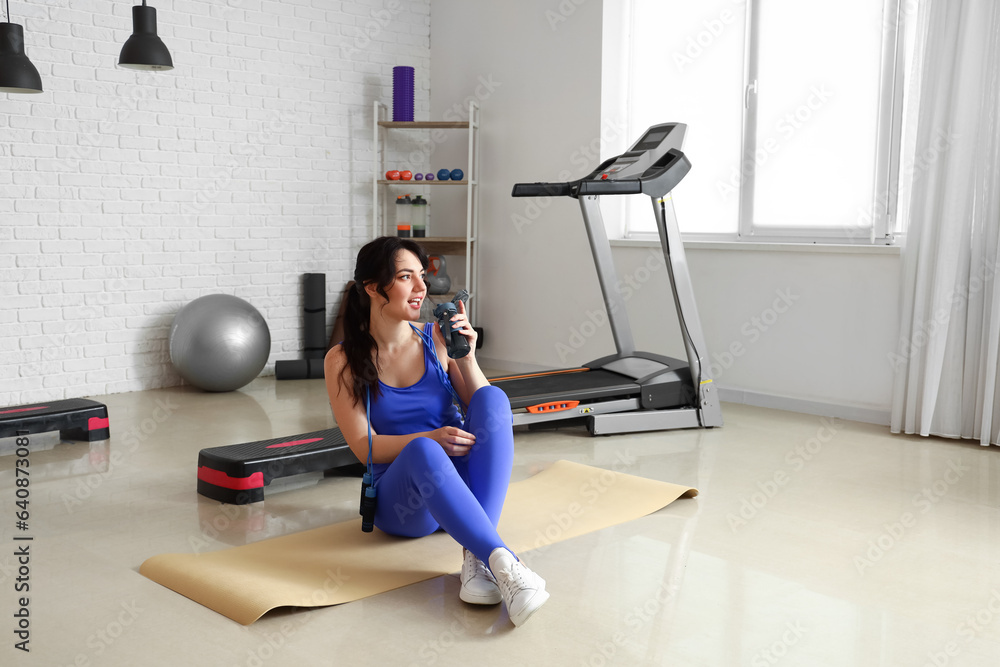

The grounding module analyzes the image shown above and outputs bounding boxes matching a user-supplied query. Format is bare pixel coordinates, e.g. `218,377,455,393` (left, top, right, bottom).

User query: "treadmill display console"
634,128,669,150
602,157,638,175
595,123,685,181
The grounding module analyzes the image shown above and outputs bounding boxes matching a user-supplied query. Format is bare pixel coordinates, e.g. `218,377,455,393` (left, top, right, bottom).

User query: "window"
603,0,909,244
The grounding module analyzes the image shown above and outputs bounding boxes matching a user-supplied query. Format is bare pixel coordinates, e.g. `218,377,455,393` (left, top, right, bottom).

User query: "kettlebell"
426,256,452,294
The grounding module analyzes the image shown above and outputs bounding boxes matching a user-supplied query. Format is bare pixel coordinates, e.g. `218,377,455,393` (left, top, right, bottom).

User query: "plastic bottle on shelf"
395,195,412,237
411,195,428,237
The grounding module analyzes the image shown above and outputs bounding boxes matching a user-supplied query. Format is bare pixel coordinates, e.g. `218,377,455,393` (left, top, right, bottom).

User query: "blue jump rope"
359,292,470,533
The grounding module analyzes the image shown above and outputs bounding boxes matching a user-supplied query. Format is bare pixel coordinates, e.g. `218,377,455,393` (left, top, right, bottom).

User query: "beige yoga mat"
140,460,697,625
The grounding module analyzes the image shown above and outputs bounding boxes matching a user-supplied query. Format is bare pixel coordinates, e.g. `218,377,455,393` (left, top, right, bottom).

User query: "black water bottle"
433,301,471,359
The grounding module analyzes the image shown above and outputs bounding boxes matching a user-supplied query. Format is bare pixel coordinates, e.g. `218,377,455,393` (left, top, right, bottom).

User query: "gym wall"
1,0,431,406
430,1,901,422
430,0,608,379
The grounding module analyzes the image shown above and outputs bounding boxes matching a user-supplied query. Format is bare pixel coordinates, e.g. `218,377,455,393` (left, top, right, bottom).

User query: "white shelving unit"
372,100,481,321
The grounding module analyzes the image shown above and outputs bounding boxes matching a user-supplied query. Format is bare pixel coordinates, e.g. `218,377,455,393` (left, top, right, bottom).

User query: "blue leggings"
373,385,514,564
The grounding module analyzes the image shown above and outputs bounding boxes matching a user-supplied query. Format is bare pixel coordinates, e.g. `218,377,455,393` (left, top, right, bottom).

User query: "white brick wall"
0,0,431,405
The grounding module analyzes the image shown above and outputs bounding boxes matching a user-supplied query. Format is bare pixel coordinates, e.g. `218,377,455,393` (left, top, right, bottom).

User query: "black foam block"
304,311,327,355
275,359,306,380
304,273,325,311
303,273,326,358
275,358,325,380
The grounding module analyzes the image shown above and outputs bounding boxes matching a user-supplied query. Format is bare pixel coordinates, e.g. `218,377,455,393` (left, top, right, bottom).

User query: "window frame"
620,0,907,246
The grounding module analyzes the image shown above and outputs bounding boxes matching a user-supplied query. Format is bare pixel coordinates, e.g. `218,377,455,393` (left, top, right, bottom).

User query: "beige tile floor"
2,376,1000,666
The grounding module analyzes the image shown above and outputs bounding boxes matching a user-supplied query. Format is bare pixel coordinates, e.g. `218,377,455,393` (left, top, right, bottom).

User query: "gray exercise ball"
169,294,271,392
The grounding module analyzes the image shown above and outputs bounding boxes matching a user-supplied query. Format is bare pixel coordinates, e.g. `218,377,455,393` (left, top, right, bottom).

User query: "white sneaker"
460,548,501,605
488,548,549,627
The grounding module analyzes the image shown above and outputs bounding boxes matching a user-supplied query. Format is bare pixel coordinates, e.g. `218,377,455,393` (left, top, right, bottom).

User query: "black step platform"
0,398,110,442
197,427,360,504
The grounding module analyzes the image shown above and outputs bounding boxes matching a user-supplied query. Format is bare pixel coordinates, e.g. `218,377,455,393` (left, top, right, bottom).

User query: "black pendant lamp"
118,1,173,71
0,0,43,94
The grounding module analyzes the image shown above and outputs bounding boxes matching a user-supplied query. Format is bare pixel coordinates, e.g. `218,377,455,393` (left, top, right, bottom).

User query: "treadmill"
491,123,723,435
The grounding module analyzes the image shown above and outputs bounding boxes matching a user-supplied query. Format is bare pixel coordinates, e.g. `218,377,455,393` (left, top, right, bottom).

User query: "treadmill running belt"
491,368,640,410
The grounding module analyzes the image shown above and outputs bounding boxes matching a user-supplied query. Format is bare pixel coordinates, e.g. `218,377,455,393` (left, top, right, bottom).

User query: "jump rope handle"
360,477,376,533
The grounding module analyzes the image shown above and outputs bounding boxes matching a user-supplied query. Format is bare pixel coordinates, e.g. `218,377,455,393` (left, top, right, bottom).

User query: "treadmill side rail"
512,398,641,427
588,408,703,435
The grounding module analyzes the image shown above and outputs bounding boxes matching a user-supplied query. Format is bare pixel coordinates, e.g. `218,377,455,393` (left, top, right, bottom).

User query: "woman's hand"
427,425,476,456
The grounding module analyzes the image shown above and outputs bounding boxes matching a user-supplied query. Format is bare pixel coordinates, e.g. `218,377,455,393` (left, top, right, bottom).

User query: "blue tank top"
368,322,462,481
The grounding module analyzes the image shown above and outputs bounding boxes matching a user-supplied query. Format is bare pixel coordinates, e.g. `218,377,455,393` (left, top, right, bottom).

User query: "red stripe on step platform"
265,438,324,449
88,417,110,431
0,407,48,415
197,467,265,490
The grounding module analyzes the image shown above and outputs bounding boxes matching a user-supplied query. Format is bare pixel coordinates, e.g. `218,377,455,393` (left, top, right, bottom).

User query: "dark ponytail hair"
340,236,429,406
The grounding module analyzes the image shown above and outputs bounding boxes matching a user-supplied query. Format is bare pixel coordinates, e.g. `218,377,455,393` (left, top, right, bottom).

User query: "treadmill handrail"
511,156,624,199
511,149,690,199
511,182,574,197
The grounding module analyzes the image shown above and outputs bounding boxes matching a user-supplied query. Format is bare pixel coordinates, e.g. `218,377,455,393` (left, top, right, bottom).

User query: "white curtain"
891,0,1000,445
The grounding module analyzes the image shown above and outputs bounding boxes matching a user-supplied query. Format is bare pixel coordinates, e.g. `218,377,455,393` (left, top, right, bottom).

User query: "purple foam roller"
393,66,415,122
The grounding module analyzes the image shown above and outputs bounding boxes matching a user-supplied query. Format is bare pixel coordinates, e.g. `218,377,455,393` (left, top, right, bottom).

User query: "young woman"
324,236,548,627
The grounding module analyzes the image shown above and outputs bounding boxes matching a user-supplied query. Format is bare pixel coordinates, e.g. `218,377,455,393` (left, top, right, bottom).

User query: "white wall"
1,0,431,406
429,0,607,370
613,244,901,422
430,0,902,422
